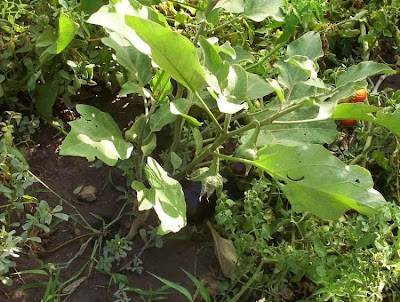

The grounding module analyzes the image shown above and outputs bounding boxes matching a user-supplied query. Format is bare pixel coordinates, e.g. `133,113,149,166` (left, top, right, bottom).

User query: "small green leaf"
73,185,83,195
149,102,177,132
170,152,182,170
267,79,285,103
54,213,69,221
125,115,146,142
149,273,193,301
313,236,327,258
192,127,203,156
141,132,157,157
54,13,79,54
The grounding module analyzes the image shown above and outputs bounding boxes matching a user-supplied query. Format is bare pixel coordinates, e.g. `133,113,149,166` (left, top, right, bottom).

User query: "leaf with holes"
60,105,133,166
252,144,386,220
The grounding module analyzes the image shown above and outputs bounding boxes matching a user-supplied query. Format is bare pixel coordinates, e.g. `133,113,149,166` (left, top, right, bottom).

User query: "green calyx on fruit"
231,121,260,175
188,155,224,199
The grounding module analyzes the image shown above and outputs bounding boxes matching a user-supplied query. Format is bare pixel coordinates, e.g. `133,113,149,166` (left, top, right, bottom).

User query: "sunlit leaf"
252,144,386,220
133,158,186,234
125,16,207,91
60,105,133,166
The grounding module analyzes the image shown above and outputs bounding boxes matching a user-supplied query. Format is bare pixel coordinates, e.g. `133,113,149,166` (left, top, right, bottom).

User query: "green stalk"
350,74,389,165
194,91,224,133
207,15,241,34
223,114,231,133
192,0,218,45
168,0,203,10
360,22,370,61
230,259,266,302
245,43,284,71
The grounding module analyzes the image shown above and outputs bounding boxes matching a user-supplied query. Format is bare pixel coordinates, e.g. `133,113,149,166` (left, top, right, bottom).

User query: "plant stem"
39,114,68,136
230,259,266,302
245,43,284,71
168,0,203,10
36,232,106,255
126,210,150,241
175,102,305,179
223,114,231,133
207,15,241,33
350,73,390,165
194,91,224,133
214,152,253,166
360,22,370,61
192,0,218,45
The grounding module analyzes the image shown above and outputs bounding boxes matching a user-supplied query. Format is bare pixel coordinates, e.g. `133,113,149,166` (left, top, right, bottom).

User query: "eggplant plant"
59,0,399,235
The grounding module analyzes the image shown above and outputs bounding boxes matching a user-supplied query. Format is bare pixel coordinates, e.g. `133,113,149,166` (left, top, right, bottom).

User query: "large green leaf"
102,32,152,86
330,103,400,135
125,16,207,91
252,144,386,220
87,0,168,54
60,105,133,166
132,157,186,234
277,61,308,90
247,73,274,100
242,107,338,147
243,0,285,21
216,0,285,22
336,62,395,87
50,13,79,54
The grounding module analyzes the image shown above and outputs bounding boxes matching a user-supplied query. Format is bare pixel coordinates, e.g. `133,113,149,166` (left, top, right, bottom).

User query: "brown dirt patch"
2,94,219,302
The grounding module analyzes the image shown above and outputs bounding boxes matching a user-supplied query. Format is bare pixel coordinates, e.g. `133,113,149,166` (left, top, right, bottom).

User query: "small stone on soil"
77,185,97,202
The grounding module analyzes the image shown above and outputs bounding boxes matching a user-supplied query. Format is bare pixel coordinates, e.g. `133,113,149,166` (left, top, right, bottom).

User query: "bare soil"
2,91,220,302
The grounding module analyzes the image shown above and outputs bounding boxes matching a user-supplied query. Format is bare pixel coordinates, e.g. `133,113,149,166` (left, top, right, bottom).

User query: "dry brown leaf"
207,221,238,277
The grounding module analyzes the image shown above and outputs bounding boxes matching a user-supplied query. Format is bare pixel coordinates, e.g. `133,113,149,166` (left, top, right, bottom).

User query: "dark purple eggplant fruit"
182,180,216,225
229,162,247,176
